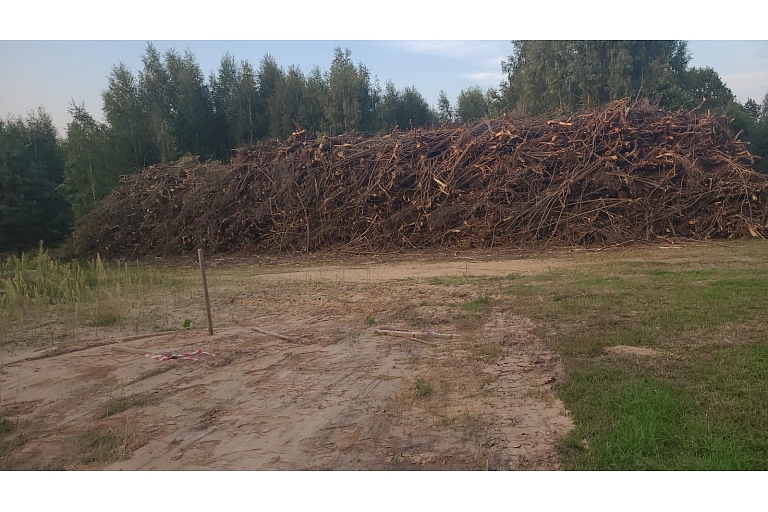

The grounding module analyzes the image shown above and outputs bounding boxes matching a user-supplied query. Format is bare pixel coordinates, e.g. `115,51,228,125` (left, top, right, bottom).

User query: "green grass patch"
494,254,768,470
427,274,482,286
415,378,433,397
558,366,764,470
461,292,493,313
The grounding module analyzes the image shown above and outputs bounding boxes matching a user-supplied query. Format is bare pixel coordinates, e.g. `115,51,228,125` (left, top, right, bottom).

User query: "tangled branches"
70,98,767,257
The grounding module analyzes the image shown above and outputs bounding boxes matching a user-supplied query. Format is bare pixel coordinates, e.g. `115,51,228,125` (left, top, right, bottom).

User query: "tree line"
2,41,768,253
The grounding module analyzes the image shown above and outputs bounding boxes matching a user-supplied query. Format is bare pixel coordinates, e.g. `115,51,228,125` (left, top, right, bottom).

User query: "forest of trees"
2,41,768,253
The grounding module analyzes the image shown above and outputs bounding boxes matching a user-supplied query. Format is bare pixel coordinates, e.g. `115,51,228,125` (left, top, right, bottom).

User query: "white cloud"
387,41,509,60
460,71,506,85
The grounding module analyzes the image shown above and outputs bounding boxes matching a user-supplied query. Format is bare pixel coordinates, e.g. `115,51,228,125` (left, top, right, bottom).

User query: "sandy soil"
0,255,573,470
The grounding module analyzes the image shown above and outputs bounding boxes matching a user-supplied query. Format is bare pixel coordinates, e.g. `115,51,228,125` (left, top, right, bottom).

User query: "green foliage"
183,318,192,329
415,378,433,397
364,315,375,325
62,102,124,218
456,86,493,123
90,302,123,327
326,47,366,134
0,108,71,252
102,61,155,170
437,90,453,123
237,60,259,144
257,54,285,139
165,49,218,160
139,43,175,163
501,41,691,115
378,81,434,131
732,94,768,174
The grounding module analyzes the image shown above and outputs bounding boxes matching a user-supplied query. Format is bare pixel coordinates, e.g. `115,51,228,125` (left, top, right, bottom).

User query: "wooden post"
198,249,213,335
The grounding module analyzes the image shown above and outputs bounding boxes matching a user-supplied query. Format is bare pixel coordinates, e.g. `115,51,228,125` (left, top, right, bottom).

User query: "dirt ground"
0,253,575,470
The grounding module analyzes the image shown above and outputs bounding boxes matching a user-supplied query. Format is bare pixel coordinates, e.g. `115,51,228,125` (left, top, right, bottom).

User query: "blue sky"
2,40,767,135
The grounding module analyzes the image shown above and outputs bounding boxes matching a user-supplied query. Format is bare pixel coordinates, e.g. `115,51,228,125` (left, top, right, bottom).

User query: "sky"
2,40,767,136
2,2,767,136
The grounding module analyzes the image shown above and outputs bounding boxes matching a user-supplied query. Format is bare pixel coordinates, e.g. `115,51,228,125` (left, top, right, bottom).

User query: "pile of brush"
70,98,766,257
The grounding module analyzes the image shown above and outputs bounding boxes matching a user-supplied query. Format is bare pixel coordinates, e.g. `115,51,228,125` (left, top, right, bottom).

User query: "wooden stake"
198,249,214,335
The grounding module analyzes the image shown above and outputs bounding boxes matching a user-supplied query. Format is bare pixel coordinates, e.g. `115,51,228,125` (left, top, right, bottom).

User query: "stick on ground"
112,346,168,356
250,327,299,343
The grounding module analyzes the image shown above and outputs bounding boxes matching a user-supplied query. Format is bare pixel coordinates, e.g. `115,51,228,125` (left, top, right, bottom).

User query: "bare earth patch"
0,256,574,470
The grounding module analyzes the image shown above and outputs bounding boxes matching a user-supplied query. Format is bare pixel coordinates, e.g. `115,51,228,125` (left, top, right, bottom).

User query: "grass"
0,244,193,343
0,416,14,434
469,340,502,362
558,369,763,470
364,315,376,325
452,292,495,331
0,416,28,462
494,246,768,470
79,425,132,465
98,394,152,419
90,303,124,327
427,274,482,286
461,292,493,313
415,378,433,397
